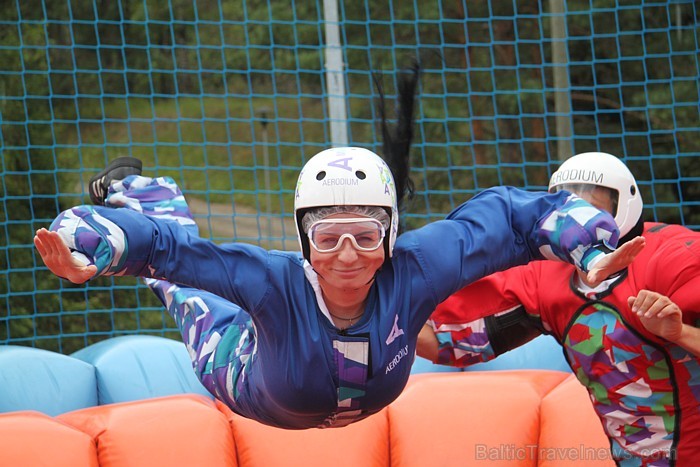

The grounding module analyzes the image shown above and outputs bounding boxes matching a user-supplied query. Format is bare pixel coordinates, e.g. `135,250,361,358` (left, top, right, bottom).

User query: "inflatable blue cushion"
464,334,571,372
410,355,464,374
0,345,98,415
71,335,212,404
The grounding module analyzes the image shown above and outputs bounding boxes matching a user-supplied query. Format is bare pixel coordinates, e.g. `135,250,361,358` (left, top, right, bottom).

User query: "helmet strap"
618,216,645,246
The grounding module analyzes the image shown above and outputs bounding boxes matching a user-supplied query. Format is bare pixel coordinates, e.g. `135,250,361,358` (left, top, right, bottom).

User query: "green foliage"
1,0,698,350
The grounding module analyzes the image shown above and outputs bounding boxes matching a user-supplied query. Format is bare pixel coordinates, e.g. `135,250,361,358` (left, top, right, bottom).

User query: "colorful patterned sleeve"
534,193,620,273
50,205,135,277
49,175,199,279
428,266,543,367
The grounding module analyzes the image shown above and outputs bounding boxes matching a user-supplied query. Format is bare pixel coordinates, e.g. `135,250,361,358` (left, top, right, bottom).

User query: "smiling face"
309,213,386,296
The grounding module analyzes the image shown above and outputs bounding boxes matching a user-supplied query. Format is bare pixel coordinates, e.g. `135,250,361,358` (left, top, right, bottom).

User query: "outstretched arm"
35,203,271,311
414,188,625,310
417,309,543,367
416,267,544,367
630,290,700,356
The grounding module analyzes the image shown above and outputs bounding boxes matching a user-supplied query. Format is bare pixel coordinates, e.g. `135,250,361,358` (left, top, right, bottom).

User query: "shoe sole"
89,157,143,205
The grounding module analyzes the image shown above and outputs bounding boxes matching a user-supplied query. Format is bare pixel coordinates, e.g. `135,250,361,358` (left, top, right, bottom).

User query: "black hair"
372,59,420,235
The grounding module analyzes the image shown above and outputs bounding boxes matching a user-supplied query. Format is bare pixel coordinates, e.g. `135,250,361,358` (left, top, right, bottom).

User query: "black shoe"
89,157,143,205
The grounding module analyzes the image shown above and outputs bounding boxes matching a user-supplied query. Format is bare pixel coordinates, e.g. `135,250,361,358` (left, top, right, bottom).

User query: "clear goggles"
308,218,386,253
550,183,618,217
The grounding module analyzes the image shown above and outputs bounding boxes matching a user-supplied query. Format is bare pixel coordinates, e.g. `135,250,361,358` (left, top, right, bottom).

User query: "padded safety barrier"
58,395,236,467
464,334,571,373
0,411,98,467
0,345,98,415
71,335,212,404
219,400,390,467
411,335,570,374
388,371,571,466
0,371,613,467
410,355,464,374
538,374,612,467
0,334,567,418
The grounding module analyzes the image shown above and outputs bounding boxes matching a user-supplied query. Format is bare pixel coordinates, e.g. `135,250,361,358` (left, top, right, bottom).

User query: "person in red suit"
418,152,700,466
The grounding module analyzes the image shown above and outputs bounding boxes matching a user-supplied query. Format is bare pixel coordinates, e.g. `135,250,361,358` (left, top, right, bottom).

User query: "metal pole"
258,108,272,240
323,0,348,146
549,0,573,161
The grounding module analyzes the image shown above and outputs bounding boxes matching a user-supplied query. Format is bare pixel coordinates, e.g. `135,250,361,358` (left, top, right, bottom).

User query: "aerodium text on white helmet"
548,151,643,237
294,147,398,262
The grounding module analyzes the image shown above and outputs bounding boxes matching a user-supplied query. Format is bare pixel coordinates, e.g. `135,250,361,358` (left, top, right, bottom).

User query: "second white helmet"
549,152,643,237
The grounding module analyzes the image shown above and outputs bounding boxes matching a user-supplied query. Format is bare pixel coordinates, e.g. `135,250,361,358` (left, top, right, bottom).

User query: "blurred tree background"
1,0,698,352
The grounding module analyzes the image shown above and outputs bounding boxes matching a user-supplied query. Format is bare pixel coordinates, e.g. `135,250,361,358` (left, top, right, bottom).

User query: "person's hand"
417,323,440,363
586,236,646,286
34,228,97,284
629,289,683,342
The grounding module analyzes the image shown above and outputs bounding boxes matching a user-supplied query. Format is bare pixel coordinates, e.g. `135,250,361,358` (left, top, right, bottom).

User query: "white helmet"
549,152,643,237
294,147,398,262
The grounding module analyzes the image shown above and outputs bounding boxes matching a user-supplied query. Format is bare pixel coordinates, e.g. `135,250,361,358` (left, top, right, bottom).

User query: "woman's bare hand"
34,228,97,284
